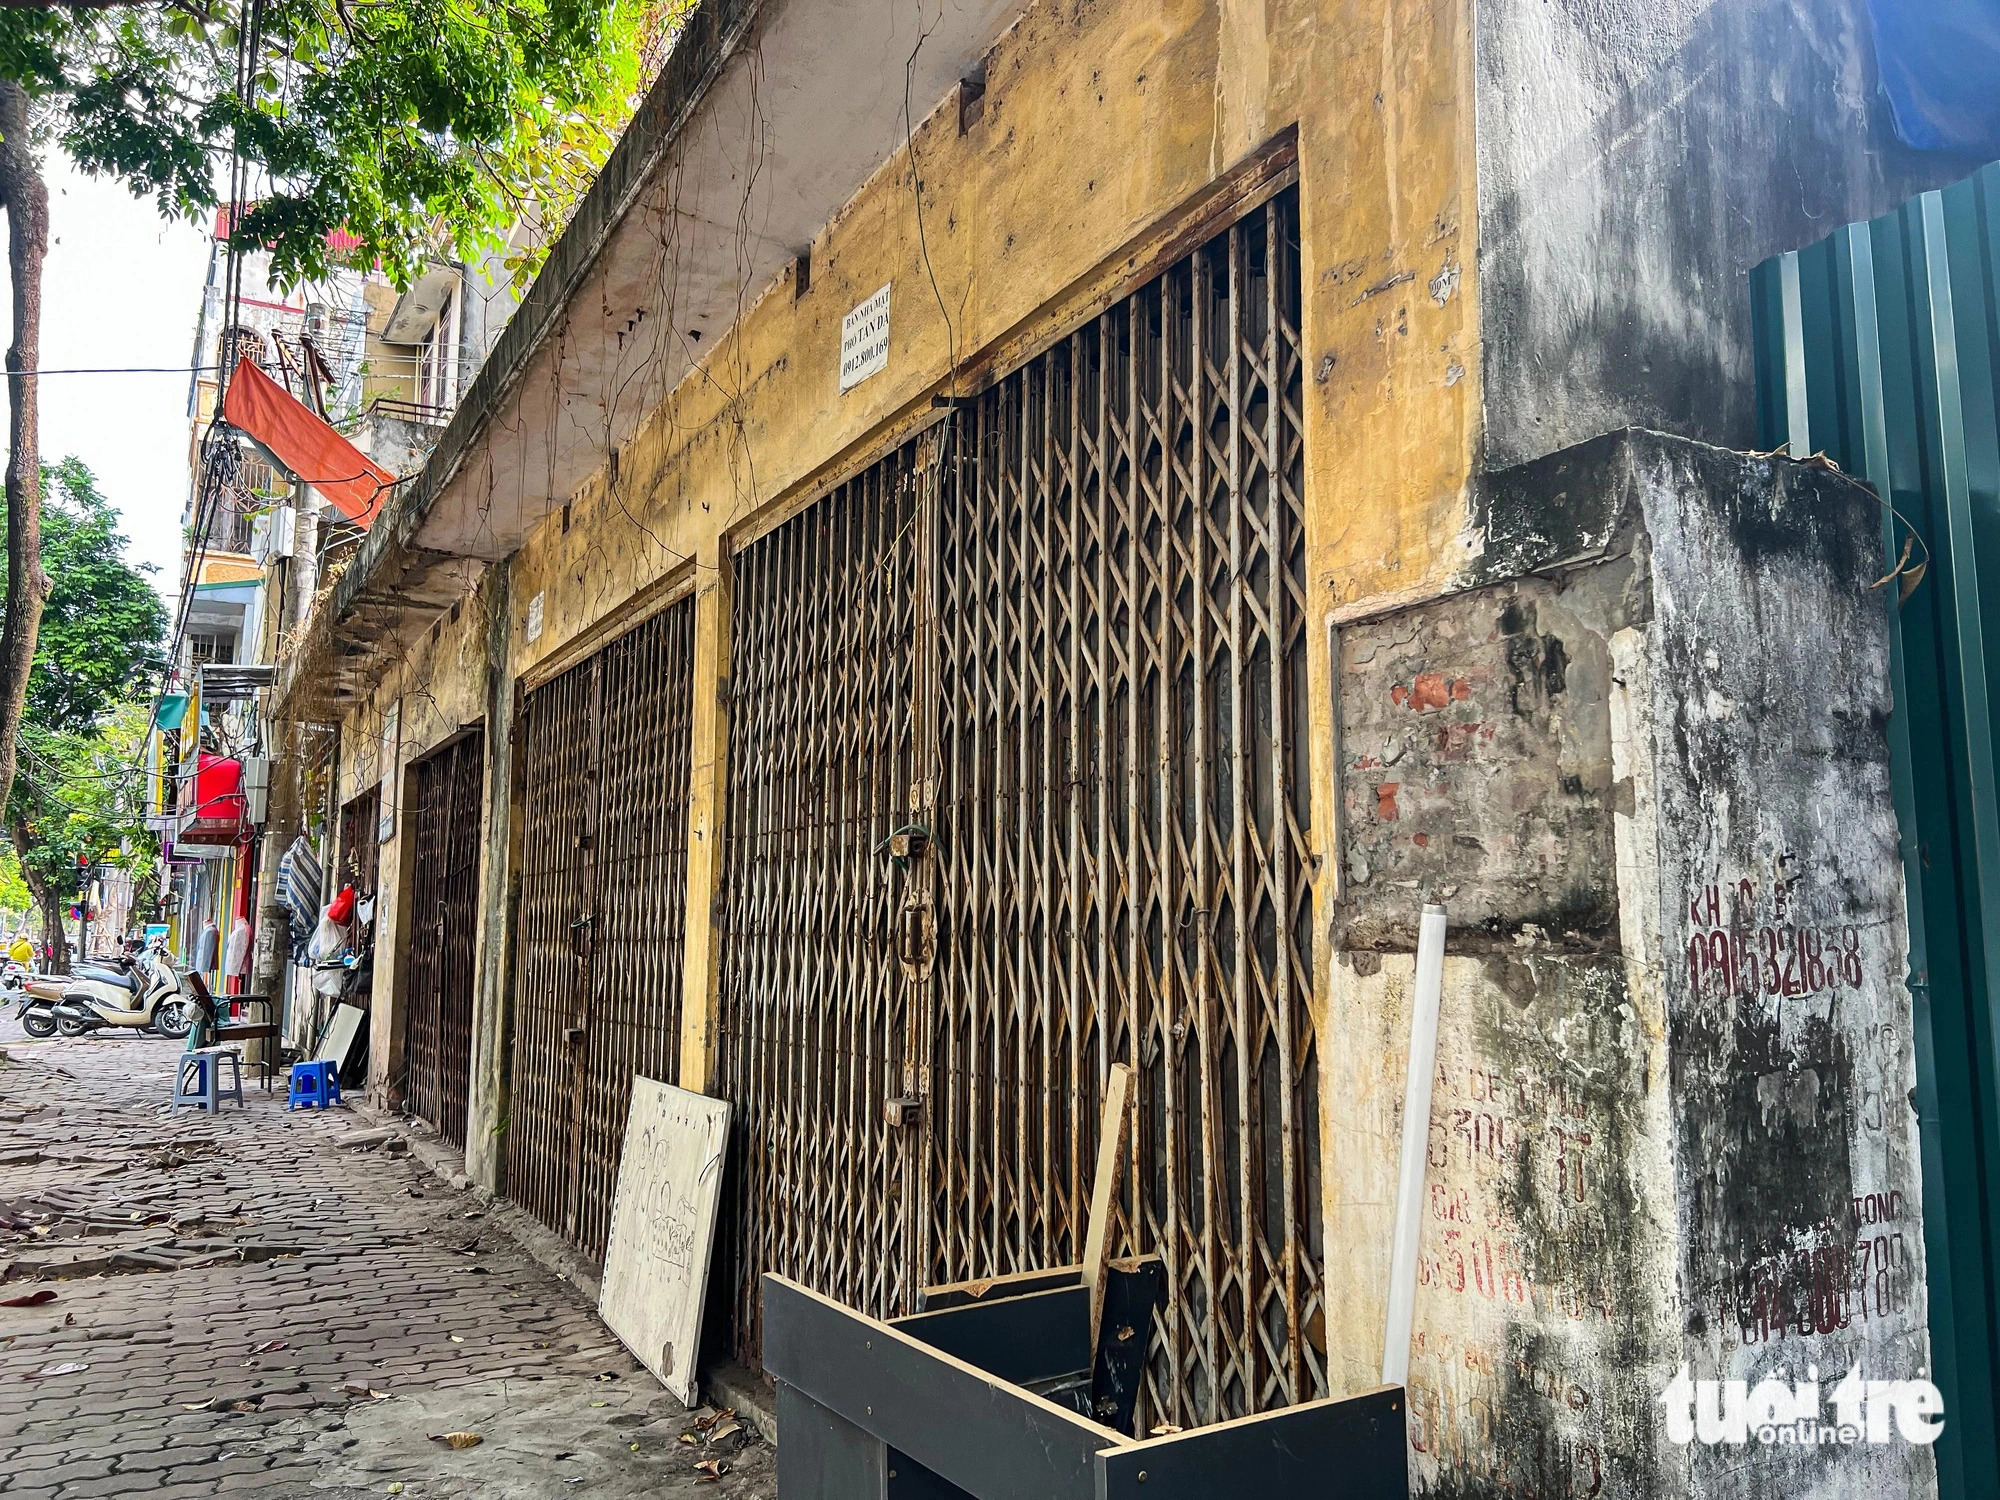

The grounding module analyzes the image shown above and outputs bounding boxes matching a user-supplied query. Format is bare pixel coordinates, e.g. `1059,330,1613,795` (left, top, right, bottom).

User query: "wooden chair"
183,973,280,1092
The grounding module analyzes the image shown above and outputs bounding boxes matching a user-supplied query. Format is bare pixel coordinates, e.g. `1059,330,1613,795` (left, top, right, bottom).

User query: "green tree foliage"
5,459,166,964
26,457,167,736
0,842,32,928
11,703,153,913
0,0,672,289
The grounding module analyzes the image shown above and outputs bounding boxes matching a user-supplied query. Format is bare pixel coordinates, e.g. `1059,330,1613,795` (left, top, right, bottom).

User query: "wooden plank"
1081,1062,1134,1347
598,1077,731,1404
1088,1257,1160,1436
916,1264,1081,1313
1091,1387,1406,1500
891,1285,1091,1387
762,1274,1119,1500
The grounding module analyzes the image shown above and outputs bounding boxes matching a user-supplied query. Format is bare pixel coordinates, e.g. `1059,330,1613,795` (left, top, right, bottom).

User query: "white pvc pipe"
1382,901,1448,1388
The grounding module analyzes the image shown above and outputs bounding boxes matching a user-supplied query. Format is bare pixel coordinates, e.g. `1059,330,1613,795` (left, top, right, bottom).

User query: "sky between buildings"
5,154,212,611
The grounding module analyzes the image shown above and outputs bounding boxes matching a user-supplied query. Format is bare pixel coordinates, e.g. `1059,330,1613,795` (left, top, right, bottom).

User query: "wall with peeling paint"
297,0,1945,1488
1474,0,1979,470
1328,431,1931,1497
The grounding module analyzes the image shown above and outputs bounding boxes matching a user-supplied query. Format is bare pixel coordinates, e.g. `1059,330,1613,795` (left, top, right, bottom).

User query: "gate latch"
877,824,930,869
884,1095,922,1128
563,1025,586,1045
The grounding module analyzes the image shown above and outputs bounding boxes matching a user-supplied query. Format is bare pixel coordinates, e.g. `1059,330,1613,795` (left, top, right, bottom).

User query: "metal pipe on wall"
1382,901,1447,1389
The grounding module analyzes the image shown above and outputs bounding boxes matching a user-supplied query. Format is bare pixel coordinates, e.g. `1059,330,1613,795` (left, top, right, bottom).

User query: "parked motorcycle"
47,949,194,1040
15,983,58,1038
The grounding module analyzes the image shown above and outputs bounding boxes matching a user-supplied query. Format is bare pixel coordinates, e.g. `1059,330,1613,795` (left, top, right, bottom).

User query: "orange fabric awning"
220,357,394,524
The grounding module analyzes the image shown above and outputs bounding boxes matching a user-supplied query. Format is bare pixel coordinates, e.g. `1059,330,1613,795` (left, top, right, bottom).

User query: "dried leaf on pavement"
250,1339,286,1354
428,1431,483,1449
708,1420,742,1444
695,1459,728,1482
24,1361,86,1378
0,1288,54,1307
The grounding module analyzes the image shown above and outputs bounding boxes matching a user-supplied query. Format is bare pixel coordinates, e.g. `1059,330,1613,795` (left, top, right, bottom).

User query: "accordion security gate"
509,602,697,1259
402,731,484,1148
718,185,1321,1428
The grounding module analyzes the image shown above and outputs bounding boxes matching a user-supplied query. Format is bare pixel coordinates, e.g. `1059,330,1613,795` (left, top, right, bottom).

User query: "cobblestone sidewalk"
0,1020,774,1499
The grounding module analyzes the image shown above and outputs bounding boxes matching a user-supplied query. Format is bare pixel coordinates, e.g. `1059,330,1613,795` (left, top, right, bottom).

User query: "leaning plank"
763,1274,1122,1500
1081,1062,1135,1348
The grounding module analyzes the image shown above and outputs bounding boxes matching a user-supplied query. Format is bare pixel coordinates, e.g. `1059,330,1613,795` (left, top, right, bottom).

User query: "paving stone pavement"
0,1019,774,1499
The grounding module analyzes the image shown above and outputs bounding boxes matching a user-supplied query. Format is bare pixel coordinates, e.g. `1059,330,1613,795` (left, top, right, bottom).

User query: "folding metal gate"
509,601,697,1258
402,731,484,1148
718,185,1320,1429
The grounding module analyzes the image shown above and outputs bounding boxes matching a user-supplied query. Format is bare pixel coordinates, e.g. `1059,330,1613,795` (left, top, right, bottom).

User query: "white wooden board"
314,1004,366,1072
598,1077,732,1405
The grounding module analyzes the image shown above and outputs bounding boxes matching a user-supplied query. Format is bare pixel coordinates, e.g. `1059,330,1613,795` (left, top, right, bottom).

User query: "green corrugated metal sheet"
1754,163,2000,1500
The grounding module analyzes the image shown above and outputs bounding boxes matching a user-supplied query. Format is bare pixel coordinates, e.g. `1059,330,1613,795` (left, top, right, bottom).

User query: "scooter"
49,949,194,1040
16,968,79,1037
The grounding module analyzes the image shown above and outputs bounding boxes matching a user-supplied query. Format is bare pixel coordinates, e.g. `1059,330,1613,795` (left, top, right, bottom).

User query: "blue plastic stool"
287,1060,343,1110
172,1048,244,1112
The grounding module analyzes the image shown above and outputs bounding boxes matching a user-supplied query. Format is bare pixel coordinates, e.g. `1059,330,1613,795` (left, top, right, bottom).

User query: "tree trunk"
0,80,52,820
10,817,66,974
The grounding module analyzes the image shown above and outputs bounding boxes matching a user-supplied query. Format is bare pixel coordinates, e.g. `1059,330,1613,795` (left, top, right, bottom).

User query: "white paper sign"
525,591,545,643
599,1078,732,1405
840,283,891,392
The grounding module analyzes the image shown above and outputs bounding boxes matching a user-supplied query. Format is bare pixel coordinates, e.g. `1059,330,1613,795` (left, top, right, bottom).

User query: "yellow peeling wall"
336,579,495,1109
348,0,1480,1398
510,0,1479,677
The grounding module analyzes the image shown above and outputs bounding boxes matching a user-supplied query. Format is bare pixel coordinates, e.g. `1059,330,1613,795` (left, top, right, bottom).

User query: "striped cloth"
275,836,323,962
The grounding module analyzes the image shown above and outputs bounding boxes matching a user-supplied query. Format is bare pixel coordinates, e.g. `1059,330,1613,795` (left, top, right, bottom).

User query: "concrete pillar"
367,696,411,1110
466,569,519,1192
677,545,734,1097
290,489,321,635
1321,431,1933,1497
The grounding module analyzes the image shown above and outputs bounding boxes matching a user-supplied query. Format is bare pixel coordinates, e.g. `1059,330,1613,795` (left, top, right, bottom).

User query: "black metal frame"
763,1269,1404,1500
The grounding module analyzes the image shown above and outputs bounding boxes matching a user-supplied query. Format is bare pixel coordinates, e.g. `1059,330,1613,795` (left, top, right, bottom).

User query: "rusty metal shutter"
718,185,1318,1428
929,186,1319,1426
717,444,931,1365
509,601,696,1257
402,730,484,1148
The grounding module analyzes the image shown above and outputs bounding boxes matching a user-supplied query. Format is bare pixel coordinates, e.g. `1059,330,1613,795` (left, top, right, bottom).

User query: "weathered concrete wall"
1635,435,1929,1498
1474,0,1980,470
1328,431,1930,1496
